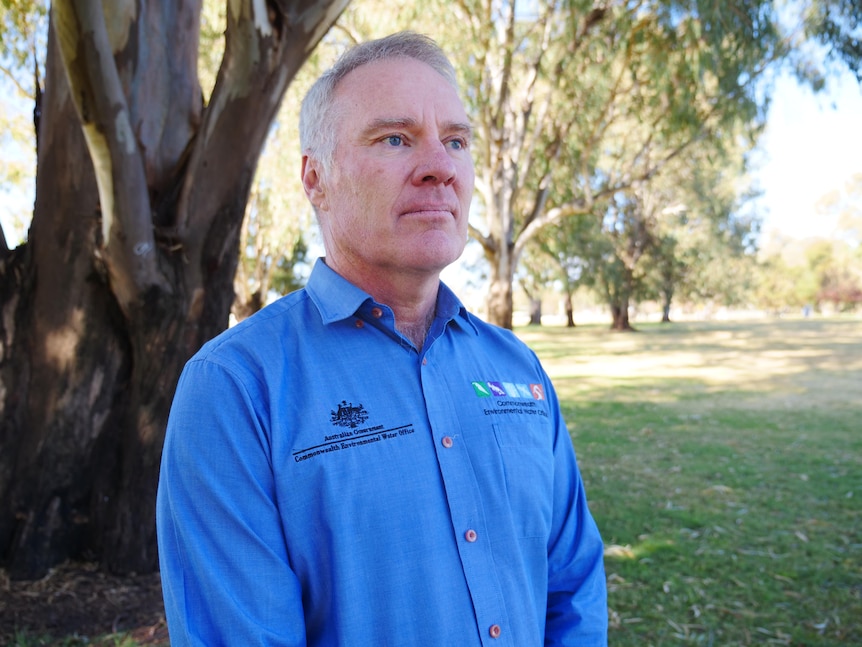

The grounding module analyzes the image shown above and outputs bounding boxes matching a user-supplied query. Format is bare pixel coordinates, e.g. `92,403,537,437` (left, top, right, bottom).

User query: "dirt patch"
0,561,169,645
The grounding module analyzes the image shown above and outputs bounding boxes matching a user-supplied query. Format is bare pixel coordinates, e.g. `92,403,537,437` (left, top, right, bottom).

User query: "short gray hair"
299,31,459,171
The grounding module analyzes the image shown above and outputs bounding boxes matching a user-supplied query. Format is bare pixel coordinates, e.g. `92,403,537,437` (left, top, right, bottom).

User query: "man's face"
304,57,475,283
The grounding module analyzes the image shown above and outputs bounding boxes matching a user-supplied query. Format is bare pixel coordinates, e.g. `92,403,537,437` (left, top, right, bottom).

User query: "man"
157,31,608,646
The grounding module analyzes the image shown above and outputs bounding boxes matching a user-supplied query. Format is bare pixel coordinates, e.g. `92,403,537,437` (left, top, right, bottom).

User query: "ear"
301,154,328,212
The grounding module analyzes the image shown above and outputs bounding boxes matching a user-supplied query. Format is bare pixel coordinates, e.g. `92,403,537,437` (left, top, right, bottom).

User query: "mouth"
399,204,457,218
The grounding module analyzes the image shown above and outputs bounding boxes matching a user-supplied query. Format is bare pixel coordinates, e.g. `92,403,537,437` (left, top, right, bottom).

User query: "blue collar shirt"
157,259,608,646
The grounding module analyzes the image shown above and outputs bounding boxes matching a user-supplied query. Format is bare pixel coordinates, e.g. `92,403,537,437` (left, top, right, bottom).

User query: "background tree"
530,213,597,328
643,133,761,322
444,0,789,328
0,0,348,579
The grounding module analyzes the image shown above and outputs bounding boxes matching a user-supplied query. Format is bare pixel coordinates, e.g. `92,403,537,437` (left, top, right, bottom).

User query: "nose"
412,141,457,186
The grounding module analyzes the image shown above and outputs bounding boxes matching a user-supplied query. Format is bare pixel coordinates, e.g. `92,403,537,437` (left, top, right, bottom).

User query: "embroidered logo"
330,401,369,428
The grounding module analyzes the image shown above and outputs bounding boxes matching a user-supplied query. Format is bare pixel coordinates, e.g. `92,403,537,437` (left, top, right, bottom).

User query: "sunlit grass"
518,316,862,646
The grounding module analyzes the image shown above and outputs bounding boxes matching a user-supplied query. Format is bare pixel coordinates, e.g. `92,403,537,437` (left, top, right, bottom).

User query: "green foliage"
756,210,862,313
804,0,862,82
0,0,47,96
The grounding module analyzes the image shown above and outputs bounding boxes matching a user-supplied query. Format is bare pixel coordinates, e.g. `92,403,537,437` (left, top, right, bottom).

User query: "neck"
396,306,436,350
324,257,440,350
374,284,438,350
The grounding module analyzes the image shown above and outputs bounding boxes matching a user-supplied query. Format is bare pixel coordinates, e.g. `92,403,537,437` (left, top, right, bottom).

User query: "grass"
11,316,861,645
7,632,143,647
517,316,862,646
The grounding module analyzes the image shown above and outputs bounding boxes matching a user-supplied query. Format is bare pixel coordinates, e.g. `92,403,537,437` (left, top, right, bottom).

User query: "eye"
383,135,404,147
447,137,468,151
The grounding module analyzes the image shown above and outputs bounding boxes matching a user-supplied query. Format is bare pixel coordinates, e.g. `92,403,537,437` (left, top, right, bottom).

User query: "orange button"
371,307,383,318
441,436,454,448
354,319,364,328
489,624,501,638
465,529,477,542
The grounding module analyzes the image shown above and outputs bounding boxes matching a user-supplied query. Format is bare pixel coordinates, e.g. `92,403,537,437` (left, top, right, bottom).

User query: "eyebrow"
360,117,473,141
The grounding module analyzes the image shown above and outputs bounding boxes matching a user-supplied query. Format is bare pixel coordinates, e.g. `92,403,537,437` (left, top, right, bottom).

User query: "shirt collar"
306,258,477,335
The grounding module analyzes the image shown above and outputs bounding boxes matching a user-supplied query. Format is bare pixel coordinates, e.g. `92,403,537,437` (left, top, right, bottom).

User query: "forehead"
332,57,468,127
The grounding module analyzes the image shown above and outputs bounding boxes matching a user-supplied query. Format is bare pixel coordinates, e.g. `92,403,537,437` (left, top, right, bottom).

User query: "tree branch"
175,0,349,286
52,0,167,312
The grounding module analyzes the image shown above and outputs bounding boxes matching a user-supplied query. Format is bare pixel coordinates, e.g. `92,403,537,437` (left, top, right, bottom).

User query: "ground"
0,561,169,645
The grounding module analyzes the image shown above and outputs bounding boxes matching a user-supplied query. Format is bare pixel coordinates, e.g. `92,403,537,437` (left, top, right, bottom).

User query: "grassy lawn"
9,316,860,646
517,316,862,646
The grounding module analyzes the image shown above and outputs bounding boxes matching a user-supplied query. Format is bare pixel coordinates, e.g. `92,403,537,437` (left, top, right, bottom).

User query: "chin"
410,244,463,272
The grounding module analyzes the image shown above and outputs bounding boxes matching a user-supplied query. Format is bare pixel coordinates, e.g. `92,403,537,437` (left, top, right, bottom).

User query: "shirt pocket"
492,421,554,539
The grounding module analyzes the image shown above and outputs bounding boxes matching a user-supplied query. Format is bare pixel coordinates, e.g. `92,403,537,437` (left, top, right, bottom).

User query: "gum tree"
0,0,347,579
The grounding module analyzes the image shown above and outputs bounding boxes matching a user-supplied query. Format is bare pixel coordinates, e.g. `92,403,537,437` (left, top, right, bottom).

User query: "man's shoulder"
194,289,313,363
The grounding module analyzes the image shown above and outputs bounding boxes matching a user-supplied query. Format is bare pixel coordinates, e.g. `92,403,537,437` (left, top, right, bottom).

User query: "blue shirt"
157,259,607,646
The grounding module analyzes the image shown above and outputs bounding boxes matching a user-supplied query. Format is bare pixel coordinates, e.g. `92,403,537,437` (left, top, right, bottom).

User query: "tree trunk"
609,298,633,331
485,237,516,328
486,275,514,328
564,292,575,328
661,287,673,323
528,298,542,325
0,0,347,580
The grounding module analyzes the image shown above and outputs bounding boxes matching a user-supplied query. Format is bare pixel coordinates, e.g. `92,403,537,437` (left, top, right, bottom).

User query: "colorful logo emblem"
471,381,492,397
472,380,545,400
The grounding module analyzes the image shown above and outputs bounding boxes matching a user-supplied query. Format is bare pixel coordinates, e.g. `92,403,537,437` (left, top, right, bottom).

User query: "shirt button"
489,624,501,639
464,529,477,542
371,307,383,318
441,436,453,448
422,357,428,365
354,319,364,328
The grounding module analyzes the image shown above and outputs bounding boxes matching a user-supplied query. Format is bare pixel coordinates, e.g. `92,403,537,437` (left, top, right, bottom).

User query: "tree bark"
564,292,576,328
610,299,634,331
486,275,514,329
0,0,347,580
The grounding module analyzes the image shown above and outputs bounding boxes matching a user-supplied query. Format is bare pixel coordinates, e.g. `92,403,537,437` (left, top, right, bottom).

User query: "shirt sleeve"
156,358,307,647
543,377,609,646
